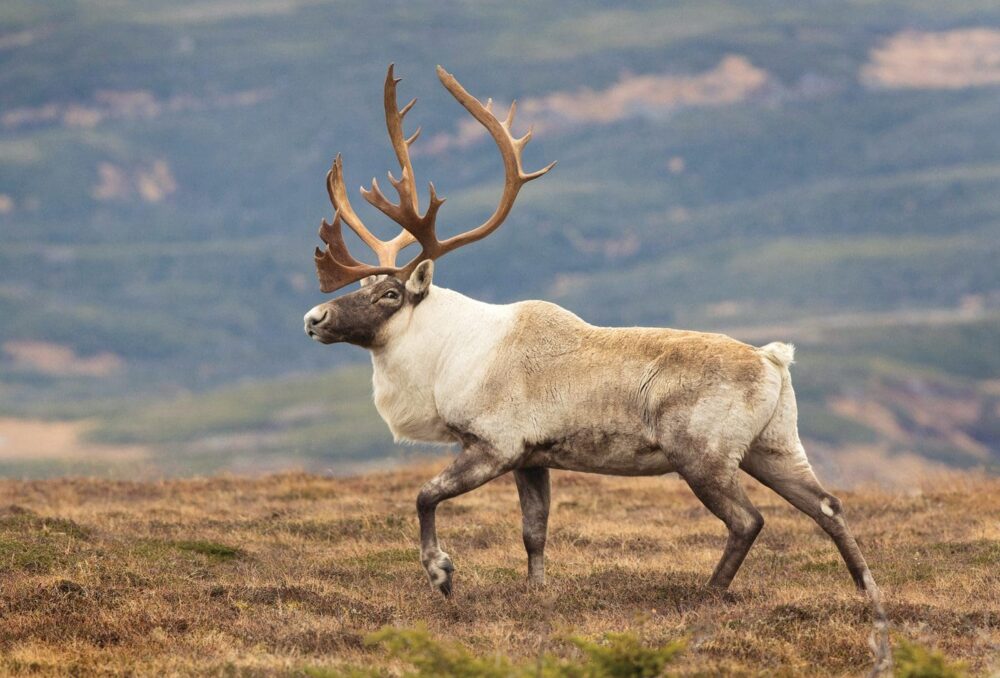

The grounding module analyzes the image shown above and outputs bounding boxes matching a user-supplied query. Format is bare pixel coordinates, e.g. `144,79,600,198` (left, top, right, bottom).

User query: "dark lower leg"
742,455,874,592
816,494,872,591
682,470,764,590
741,453,889,674
514,467,550,584
416,441,511,596
710,514,765,588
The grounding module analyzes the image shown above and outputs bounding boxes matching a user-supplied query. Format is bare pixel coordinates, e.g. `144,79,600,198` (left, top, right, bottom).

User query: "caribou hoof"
424,551,454,597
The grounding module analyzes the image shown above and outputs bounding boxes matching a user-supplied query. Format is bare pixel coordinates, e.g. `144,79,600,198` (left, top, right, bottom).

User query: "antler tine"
313,209,399,293
325,155,398,267
360,64,445,259
382,64,420,215
503,100,517,128
318,209,362,268
434,66,556,256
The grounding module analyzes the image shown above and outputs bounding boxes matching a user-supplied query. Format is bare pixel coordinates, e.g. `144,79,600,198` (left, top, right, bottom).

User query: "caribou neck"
367,285,517,444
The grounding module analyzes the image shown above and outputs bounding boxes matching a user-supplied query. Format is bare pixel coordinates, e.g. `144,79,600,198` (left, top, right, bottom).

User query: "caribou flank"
303,65,882,605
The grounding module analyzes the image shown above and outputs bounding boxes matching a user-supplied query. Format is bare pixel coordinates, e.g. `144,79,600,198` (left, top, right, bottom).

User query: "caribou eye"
382,290,400,301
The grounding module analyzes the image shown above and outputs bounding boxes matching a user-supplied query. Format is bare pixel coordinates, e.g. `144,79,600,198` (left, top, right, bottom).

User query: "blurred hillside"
1,1,999,477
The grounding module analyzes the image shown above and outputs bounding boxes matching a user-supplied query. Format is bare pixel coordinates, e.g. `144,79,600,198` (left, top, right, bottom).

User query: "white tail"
760,341,795,367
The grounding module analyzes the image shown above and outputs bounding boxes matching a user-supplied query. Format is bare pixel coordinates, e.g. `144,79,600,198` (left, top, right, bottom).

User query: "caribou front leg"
514,467,550,585
416,439,511,596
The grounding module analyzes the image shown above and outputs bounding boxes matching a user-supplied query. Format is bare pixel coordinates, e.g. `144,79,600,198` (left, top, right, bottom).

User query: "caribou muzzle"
304,305,339,344
305,300,368,345
304,278,406,348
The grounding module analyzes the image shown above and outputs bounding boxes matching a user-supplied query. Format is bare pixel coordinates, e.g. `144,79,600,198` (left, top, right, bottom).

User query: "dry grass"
0,464,998,676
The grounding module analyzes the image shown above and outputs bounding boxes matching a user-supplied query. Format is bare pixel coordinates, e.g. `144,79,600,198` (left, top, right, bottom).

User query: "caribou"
303,65,881,606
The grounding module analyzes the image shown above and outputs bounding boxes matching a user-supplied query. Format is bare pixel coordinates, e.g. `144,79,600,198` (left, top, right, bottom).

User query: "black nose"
308,310,329,327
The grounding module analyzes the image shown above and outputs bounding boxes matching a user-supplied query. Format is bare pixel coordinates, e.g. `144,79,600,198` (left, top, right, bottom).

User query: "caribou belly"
522,430,675,476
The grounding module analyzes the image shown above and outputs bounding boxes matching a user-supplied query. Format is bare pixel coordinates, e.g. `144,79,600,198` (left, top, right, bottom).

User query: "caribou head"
304,65,554,348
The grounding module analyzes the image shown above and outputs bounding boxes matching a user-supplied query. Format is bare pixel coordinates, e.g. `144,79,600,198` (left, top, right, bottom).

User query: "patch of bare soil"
862,28,1000,90
2,341,123,377
0,418,148,462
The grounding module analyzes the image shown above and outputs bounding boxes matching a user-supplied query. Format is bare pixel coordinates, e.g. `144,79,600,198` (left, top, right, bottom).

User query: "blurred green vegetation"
81,364,401,475
894,638,969,678
304,625,686,678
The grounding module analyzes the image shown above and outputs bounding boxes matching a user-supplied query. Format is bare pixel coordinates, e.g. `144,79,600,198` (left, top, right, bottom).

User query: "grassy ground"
0,464,997,676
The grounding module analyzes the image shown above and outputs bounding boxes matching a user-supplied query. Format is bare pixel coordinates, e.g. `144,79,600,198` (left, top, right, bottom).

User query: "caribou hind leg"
740,446,890,669
740,448,876,593
416,439,512,596
514,467,550,584
678,457,765,589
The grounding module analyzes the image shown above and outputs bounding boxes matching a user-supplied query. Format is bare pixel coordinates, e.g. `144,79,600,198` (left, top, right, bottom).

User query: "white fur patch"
820,497,835,517
370,285,517,445
760,341,795,367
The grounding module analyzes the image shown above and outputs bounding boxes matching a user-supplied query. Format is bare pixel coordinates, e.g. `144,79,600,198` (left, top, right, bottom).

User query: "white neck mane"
369,285,518,444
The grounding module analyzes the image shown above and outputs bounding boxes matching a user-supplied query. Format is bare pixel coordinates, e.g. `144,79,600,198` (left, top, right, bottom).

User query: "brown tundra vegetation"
0,464,997,676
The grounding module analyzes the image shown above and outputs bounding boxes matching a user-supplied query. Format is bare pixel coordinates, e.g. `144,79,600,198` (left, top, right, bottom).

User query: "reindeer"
303,65,881,606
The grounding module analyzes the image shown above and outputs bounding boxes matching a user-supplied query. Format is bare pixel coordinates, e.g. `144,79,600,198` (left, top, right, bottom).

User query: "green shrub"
567,631,686,678
306,625,685,677
365,625,516,678
894,639,967,678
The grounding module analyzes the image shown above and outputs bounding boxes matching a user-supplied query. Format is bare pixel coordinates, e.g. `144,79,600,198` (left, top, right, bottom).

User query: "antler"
314,64,555,293
428,66,557,258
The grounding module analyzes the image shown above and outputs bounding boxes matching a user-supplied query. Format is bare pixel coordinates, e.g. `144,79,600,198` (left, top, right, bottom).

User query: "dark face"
304,276,408,348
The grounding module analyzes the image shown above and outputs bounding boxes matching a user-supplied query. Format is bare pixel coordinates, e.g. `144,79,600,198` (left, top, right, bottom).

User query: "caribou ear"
406,260,434,296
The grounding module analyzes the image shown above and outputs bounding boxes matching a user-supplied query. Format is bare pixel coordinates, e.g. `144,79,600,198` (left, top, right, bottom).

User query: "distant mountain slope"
1,0,998,473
